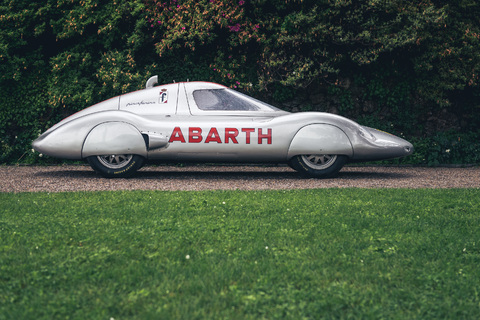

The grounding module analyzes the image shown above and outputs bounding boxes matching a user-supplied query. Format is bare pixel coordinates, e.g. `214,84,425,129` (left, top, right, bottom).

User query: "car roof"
182,81,228,91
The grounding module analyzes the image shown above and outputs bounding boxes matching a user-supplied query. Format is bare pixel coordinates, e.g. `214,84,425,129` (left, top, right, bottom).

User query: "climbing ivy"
0,0,479,164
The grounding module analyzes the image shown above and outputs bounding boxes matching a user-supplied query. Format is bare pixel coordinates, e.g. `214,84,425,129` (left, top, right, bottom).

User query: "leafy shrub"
0,0,479,164
409,132,480,166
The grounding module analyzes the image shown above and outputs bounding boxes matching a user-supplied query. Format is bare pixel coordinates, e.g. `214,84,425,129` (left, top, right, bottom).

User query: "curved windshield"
193,88,283,112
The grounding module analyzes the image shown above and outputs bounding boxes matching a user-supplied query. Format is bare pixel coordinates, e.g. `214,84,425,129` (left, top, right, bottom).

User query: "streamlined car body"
32,76,413,178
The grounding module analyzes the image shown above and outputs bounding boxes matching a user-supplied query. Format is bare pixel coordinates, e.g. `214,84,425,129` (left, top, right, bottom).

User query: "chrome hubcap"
97,154,133,169
301,154,337,170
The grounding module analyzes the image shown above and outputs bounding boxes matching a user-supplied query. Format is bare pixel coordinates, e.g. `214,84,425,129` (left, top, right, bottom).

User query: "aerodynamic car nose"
32,132,52,155
351,127,414,161
404,144,414,155
32,125,83,160
32,131,59,158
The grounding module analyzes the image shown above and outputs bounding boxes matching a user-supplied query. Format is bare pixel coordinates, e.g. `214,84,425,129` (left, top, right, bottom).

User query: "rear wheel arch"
82,122,148,158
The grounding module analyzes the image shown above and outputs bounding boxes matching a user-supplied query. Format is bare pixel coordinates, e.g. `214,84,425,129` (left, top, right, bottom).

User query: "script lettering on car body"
168,127,272,144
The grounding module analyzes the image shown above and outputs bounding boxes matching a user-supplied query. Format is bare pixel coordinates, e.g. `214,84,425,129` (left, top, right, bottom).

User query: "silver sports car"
33,76,414,178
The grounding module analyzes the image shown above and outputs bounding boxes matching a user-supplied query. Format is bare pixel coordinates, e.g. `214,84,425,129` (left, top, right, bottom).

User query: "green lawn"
1,189,479,319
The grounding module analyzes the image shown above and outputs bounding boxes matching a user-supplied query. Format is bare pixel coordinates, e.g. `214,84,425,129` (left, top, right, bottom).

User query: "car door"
147,82,291,162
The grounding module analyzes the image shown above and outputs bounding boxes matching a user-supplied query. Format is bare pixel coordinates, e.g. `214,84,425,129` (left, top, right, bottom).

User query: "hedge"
1,0,479,164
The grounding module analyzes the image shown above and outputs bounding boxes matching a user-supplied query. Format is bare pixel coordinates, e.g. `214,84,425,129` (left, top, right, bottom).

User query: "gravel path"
1,165,479,193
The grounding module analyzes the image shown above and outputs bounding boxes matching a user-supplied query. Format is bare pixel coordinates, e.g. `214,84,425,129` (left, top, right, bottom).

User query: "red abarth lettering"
168,127,272,144
169,127,186,143
205,127,222,143
258,128,272,144
225,128,239,144
189,127,203,143
241,128,255,144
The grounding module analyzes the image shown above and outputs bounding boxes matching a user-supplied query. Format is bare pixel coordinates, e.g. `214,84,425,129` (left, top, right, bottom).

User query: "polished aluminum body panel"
287,124,353,158
82,122,147,158
33,80,414,164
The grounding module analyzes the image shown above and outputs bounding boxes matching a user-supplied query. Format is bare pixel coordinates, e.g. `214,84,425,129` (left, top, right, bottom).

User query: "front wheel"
87,154,145,178
288,154,348,178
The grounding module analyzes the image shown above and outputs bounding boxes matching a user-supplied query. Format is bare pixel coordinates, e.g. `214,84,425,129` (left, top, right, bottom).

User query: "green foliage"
144,0,263,89
327,84,354,113
0,0,154,162
0,0,479,164
413,0,480,106
408,132,480,166
271,83,295,103
1,189,480,318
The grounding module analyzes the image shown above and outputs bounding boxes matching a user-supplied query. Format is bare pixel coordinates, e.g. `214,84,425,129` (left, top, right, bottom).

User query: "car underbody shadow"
34,165,413,180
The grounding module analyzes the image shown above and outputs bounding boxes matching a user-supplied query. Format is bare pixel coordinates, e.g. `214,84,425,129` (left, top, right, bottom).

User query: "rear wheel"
288,154,347,178
87,154,145,178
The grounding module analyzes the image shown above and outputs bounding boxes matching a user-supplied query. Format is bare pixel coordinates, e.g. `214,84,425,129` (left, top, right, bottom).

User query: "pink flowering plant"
145,0,263,88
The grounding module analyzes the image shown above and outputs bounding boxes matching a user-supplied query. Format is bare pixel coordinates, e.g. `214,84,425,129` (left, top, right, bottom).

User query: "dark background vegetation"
1,0,479,165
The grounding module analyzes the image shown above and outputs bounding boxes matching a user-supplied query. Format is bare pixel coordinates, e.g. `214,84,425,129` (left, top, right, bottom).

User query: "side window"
193,89,259,111
193,90,222,110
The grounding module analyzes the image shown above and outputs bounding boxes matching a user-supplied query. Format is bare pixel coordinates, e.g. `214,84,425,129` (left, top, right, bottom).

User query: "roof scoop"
145,75,158,88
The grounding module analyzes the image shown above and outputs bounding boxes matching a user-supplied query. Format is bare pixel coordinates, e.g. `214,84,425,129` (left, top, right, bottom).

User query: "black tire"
87,154,145,178
288,154,348,178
